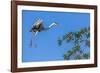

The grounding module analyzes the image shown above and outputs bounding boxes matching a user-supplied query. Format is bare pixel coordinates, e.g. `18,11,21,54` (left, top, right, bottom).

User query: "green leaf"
82,53,90,59
80,29,85,34
85,39,90,47
63,32,74,43
57,26,90,60
77,32,82,40
79,50,83,54
62,34,67,40
75,55,82,59
58,38,62,46
67,50,73,55
63,54,69,60
74,44,80,51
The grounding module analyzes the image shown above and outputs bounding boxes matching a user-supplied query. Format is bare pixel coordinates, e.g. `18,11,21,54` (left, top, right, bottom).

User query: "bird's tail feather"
30,38,32,48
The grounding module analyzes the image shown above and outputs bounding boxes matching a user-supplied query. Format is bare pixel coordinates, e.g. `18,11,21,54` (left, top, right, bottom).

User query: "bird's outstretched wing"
49,22,58,28
32,19,43,28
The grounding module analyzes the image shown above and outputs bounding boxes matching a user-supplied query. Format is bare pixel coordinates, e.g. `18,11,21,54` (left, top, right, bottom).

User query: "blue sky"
22,10,90,62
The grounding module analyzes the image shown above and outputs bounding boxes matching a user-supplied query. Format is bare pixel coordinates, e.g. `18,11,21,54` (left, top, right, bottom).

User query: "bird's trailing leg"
34,31,38,36
30,32,34,48
30,37,33,48
30,31,38,48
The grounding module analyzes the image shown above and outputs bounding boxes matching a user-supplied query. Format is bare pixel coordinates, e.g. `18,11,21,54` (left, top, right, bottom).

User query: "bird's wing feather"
31,19,43,28
34,19,43,26
49,23,57,28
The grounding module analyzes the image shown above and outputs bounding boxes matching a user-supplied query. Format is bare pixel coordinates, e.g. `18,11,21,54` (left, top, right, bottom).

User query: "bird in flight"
29,18,59,47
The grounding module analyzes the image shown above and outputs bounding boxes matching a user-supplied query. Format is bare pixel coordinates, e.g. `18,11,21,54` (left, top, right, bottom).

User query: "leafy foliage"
58,27,90,60
58,37,62,46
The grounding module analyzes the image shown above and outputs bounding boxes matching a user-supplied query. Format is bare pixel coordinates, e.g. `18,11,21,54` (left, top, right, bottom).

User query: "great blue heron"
29,19,58,47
